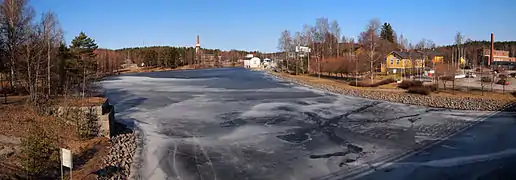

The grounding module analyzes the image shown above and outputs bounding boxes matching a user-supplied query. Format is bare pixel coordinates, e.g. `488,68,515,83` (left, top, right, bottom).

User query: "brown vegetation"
398,80,423,89
349,78,396,87
0,99,109,179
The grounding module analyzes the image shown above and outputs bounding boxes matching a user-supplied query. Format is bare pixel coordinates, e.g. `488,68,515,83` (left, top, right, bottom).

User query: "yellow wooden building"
381,51,444,74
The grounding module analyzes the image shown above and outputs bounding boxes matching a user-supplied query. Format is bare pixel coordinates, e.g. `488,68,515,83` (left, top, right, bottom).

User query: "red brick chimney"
490,33,494,66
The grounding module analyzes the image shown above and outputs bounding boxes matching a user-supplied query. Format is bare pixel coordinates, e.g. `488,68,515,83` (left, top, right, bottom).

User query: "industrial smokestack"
490,33,494,66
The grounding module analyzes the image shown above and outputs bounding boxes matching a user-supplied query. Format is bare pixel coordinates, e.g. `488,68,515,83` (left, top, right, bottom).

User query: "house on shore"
243,54,261,69
381,51,444,74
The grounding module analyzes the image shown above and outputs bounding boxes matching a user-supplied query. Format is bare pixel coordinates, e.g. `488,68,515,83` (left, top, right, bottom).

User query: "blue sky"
32,0,515,52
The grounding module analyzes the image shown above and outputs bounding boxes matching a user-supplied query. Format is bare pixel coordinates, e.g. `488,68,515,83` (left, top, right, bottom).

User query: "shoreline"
267,71,515,112
96,122,138,179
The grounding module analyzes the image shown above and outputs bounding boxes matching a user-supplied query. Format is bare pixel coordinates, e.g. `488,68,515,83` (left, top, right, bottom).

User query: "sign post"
61,148,73,180
296,46,311,74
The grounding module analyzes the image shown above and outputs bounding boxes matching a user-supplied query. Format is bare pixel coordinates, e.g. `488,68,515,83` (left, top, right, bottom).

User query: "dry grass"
375,74,400,81
0,96,110,179
56,96,106,107
70,138,110,180
273,72,404,93
378,83,399,89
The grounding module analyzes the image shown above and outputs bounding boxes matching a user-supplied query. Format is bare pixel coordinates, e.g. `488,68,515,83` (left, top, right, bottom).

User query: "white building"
243,54,261,69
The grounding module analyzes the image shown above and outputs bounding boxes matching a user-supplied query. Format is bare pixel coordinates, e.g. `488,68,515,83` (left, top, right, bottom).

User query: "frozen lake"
100,68,490,180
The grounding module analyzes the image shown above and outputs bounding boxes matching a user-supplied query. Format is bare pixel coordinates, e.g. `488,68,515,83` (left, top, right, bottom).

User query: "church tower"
195,35,200,54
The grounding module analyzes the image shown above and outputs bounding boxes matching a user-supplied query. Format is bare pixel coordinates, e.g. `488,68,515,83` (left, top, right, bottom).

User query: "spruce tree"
380,23,395,43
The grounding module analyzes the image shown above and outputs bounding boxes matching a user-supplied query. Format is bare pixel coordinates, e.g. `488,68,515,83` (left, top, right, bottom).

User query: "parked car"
496,79,510,85
455,74,466,79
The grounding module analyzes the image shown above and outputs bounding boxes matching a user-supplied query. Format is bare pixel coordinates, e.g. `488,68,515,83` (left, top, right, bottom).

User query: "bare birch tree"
359,19,381,84
303,24,312,74
455,32,464,69
315,17,329,78
330,20,340,57
0,0,35,92
398,33,408,50
277,30,292,72
41,11,62,97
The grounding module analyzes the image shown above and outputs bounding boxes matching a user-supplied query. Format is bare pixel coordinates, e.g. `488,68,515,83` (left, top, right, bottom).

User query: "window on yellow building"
396,59,400,64
390,59,393,64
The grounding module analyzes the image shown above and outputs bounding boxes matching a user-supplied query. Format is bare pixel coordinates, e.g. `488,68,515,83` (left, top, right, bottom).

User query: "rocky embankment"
272,74,515,111
96,123,137,180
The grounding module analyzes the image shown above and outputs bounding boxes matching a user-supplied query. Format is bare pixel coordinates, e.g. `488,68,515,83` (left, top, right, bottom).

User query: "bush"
375,78,396,86
397,81,411,89
33,95,56,116
398,80,423,89
412,80,423,87
407,86,431,95
65,108,99,140
424,84,438,92
77,109,99,139
22,123,59,178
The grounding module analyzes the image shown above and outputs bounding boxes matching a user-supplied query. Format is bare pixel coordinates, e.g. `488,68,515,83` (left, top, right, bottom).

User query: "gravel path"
270,73,515,111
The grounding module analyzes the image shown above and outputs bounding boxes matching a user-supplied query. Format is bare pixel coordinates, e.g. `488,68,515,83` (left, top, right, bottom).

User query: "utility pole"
352,40,357,85
295,46,298,75
318,48,321,78
307,29,311,74
286,51,289,73
307,48,310,74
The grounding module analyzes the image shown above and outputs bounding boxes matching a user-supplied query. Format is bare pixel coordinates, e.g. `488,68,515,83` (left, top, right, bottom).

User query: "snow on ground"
99,68,490,180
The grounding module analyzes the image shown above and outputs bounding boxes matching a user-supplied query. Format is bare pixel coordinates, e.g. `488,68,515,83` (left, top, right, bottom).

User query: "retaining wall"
55,99,115,138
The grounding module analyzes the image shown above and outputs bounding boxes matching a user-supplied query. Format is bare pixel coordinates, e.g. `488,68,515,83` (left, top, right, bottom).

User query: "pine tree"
69,32,98,98
70,32,98,59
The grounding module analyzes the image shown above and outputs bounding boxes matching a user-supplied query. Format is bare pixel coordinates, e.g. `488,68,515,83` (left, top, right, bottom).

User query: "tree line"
0,0,103,104
277,18,417,81
277,18,516,82
113,47,250,69
437,40,516,68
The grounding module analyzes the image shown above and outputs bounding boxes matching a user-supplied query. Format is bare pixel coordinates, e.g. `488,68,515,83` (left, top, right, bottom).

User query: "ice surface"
99,68,490,180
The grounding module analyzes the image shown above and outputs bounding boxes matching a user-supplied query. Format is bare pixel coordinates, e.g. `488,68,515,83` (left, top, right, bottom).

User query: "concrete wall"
56,99,115,138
